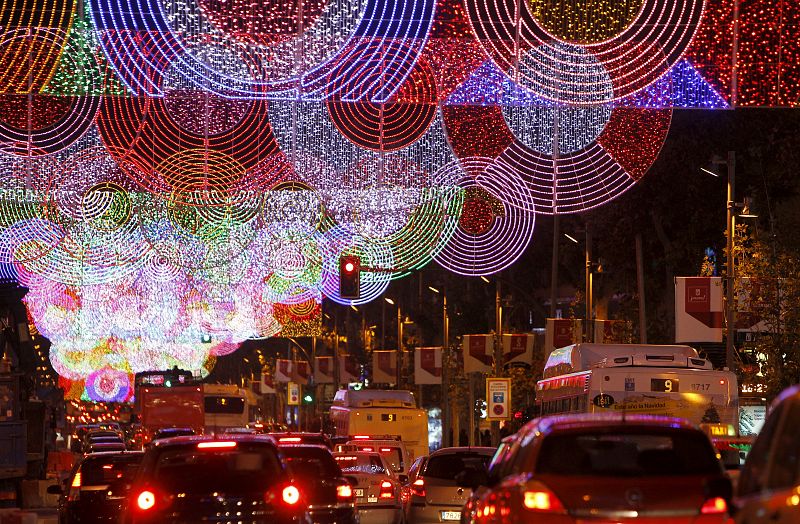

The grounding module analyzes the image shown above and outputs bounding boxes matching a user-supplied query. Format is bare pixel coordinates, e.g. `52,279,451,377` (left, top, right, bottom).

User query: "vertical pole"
442,290,450,447
585,227,593,342
635,233,648,343
550,215,560,318
397,306,402,388
468,373,475,446
491,280,502,446
381,300,386,350
725,151,736,371
333,312,340,393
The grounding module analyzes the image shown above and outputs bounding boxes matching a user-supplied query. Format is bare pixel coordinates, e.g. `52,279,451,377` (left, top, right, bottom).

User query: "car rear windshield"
80,455,142,486
153,443,283,493
424,453,491,480
335,455,387,475
355,445,403,473
536,429,721,477
280,447,341,478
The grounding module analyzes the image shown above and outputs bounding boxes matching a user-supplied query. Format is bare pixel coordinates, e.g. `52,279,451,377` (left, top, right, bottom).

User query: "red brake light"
282,485,301,505
136,490,156,510
197,441,237,449
361,447,374,452
701,497,728,514
353,435,371,440
379,480,394,499
337,484,353,501
410,478,425,497
523,489,565,513
279,437,302,443
379,447,393,452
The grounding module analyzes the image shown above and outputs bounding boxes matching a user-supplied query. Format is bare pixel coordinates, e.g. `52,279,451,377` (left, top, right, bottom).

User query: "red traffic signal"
339,255,361,299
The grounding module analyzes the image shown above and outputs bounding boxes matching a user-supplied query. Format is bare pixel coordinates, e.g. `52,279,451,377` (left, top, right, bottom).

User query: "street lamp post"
429,285,450,447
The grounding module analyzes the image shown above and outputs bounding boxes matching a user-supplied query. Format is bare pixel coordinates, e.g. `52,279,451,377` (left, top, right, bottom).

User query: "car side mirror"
455,468,488,490
398,475,409,484
46,485,63,495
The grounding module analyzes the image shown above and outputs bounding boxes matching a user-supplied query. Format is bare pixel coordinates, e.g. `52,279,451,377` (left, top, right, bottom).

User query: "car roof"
150,434,278,448
428,447,496,457
526,413,699,436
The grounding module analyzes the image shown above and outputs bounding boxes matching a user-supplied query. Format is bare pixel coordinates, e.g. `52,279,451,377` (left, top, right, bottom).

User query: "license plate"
441,511,461,521
367,496,378,503
354,489,364,497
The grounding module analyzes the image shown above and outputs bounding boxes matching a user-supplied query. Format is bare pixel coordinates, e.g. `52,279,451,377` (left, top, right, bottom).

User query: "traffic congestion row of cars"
51,384,800,523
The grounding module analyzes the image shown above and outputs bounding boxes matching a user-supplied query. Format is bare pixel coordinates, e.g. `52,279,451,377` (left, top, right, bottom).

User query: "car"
269,432,333,449
346,436,411,480
278,444,357,524
333,451,405,524
735,385,800,523
460,435,517,524
48,451,144,524
405,447,494,524
150,427,196,441
460,414,734,523
83,439,127,454
121,435,307,523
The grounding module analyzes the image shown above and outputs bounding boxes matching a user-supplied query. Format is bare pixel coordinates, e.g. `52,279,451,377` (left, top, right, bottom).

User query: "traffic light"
339,255,361,299
303,393,314,404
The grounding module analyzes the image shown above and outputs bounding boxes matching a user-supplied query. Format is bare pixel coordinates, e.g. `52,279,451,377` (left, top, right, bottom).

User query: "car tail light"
136,490,156,510
282,485,301,505
71,472,82,488
522,483,566,513
279,437,302,443
353,435,371,440
410,478,425,498
379,480,394,499
337,484,353,502
197,441,237,449
701,497,728,514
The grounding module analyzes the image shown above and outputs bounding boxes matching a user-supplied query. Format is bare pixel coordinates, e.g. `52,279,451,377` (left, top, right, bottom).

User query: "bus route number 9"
651,378,679,393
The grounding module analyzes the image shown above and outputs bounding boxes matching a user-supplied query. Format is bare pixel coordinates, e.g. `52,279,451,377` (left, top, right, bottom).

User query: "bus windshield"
204,396,245,414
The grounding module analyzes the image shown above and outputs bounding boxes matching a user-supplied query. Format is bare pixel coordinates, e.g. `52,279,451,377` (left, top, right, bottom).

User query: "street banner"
314,356,334,384
545,318,582,355
462,334,493,373
261,372,276,394
373,350,397,384
339,355,360,383
287,382,300,406
414,347,442,384
275,359,292,383
593,320,629,344
292,360,311,385
675,277,723,342
502,334,533,366
486,377,511,421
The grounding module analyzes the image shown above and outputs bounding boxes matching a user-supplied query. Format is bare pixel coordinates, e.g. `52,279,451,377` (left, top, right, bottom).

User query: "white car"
334,451,405,524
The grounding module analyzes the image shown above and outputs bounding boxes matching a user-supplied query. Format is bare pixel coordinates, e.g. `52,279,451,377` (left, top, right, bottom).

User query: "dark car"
460,414,734,524
48,451,144,523
151,427,196,442
278,444,357,524
269,432,333,449
122,435,307,524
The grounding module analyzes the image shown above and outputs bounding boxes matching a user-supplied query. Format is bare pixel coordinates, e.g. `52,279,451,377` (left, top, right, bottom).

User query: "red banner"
502,334,533,366
373,350,397,384
339,355,360,383
675,277,723,342
292,361,311,385
314,356,334,384
462,335,493,373
414,347,442,384
545,318,582,355
275,359,292,383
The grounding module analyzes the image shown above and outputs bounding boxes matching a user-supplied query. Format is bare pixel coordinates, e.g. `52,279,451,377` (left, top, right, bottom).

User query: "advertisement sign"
462,335,493,373
414,347,442,384
275,359,292,383
545,318,582,355
502,334,533,366
314,356,334,384
287,382,300,406
486,378,511,421
373,350,397,384
675,277,723,343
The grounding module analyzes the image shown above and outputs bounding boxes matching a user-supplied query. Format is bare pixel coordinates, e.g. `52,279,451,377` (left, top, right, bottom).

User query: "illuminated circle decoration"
432,158,536,276
465,0,705,102
85,367,132,403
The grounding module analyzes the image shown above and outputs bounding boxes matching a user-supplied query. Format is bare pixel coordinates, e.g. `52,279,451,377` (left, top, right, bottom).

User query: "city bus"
329,389,429,461
536,344,738,427
204,384,248,433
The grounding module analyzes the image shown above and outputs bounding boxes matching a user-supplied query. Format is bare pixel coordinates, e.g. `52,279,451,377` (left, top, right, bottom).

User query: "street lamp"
429,285,450,446
702,151,758,371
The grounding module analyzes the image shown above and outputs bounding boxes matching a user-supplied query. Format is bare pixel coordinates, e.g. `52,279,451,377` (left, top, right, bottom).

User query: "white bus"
329,389,429,461
536,344,738,428
203,384,248,433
